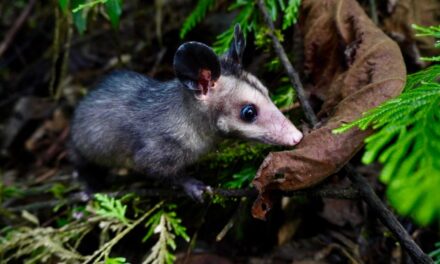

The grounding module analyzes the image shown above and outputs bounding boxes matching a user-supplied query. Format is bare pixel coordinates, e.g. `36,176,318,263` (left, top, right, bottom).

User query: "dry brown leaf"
252,0,406,220
382,0,440,65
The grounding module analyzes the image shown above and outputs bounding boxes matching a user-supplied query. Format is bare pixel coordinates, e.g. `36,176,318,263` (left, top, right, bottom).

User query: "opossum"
69,25,303,201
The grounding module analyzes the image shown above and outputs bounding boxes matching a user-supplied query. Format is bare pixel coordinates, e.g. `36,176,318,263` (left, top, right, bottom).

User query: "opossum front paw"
181,178,210,203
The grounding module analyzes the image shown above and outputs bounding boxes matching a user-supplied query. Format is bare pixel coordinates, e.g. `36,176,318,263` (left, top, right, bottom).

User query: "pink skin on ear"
198,69,213,95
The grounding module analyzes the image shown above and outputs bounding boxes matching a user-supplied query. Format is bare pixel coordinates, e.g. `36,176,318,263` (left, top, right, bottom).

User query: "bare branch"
0,0,37,57
4,186,359,213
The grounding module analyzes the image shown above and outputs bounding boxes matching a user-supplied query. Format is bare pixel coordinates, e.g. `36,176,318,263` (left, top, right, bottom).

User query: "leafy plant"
430,242,440,264
0,196,177,264
94,193,129,225
223,166,257,189
282,0,301,30
180,0,302,53
58,0,122,34
334,24,440,225
412,24,440,61
105,257,130,264
180,0,216,39
143,204,190,264
0,216,93,263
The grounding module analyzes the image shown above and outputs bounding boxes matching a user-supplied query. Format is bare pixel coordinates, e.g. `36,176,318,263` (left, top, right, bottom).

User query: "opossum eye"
240,104,258,122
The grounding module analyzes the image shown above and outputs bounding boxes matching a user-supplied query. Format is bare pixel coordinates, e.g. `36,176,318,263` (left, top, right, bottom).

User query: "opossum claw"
181,178,208,203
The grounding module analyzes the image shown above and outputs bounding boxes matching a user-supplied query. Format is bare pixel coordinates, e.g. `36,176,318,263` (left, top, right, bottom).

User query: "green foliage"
223,166,256,189
104,0,122,28
334,65,440,225
181,0,302,53
413,24,440,45
0,196,180,263
0,182,23,204
180,0,215,39
94,193,129,225
49,183,68,199
213,0,257,54
271,78,296,108
59,0,69,13
430,242,440,264
0,217,93,263
413,24,440,61
72,0,87,34
105,256,130,264
282,0,301,30
143,204,189,264
59,0,123,34
203,141,270,169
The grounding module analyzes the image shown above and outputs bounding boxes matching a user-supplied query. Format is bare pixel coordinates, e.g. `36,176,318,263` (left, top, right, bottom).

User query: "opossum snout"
285,125,303,146
268,113,303,146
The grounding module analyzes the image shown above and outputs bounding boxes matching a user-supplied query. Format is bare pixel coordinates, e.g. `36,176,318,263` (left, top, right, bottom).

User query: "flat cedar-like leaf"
252,0,406,219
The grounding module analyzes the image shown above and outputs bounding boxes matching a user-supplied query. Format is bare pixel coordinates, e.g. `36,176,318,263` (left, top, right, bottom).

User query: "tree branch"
256,0,318,126
4,186,358,213
0,0,37,57
256,1,433,263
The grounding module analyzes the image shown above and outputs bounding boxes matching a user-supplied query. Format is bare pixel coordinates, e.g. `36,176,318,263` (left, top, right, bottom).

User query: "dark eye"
240,104,258,122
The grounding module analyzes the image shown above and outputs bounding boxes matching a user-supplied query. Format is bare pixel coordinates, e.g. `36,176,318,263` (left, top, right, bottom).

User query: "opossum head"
173,25,303,146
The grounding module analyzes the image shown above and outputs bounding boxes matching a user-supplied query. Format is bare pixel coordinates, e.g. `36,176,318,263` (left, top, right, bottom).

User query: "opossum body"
69,25,303,201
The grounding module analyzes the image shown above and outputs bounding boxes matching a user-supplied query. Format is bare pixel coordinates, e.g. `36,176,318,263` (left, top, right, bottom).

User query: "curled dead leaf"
252,0,406,220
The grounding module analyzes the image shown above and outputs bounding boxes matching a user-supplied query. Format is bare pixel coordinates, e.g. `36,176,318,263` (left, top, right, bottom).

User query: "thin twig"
256,1,432,263
0,0,37,57
4,187,358,213
346,165,433,264
256,0,318,125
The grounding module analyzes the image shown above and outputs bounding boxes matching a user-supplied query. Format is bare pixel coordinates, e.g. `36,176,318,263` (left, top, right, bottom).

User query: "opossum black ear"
174,42,221,95
226,24,246,65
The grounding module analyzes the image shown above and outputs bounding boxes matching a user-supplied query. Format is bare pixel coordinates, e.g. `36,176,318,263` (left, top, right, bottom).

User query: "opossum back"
70,70,163,167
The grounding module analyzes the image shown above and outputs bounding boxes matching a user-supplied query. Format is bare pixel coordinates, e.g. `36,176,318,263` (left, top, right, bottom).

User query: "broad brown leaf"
252,0,406,220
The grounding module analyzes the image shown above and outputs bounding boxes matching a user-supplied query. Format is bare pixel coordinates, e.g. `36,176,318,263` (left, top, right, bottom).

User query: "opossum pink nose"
291,130,303,145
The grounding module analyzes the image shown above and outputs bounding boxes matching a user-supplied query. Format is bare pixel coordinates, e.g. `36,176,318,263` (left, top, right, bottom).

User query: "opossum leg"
69,146,109,194
177,177,209,203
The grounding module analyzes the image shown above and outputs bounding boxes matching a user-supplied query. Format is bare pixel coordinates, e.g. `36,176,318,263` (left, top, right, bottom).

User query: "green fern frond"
213,1,256,53
180,0,216,39
94,194,129,225
223,166,257,188
334,65,440,225
143,205,189,264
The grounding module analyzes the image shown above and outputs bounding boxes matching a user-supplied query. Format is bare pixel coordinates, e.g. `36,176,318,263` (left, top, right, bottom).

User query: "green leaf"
105,0,122,29
180,0,216,39
142,205,189,264
430,242,440,263
72,0,87,34
224,166,257,189
105,257,130,264
213,2,255,53
94,194,129,225
59,0,69,13
282,0,301,29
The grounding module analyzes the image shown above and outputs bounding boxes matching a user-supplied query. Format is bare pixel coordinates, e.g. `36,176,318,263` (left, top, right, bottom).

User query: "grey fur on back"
70,70,219,178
